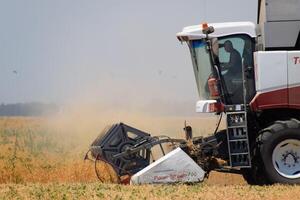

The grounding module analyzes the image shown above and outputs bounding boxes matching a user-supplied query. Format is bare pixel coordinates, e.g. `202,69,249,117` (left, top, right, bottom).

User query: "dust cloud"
43,99,225,153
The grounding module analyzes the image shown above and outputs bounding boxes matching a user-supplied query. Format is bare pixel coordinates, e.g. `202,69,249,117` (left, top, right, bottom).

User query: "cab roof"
177,22,257,41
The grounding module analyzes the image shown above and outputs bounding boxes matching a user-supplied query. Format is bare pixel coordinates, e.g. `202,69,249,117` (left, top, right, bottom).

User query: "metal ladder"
226,108,251,168
224,57,252,168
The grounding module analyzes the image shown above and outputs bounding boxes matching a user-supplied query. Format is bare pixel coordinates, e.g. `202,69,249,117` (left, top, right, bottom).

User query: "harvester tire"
241,142,269,185
241,158,268,185
259,119,300,184
241,168,259,185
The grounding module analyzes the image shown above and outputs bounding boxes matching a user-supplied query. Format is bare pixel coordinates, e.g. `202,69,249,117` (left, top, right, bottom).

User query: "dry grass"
0,116,223,184
0,117,299,199
0,117,96,183
0,183,300,200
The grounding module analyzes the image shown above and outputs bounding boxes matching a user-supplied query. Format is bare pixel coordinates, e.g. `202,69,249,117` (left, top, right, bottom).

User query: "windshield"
189,40,214,100
218,35,255,104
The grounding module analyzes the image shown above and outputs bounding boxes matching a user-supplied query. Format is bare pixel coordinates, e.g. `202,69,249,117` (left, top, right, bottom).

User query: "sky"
0,0,257,110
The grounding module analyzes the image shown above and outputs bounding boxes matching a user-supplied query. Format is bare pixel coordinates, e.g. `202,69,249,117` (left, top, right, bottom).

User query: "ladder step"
229,141,249,154
227,125,247,128
230,152,250,156
231,154,251,167
228,139,248,142
226,110,251,168
228,128,248,140
227,112,246,127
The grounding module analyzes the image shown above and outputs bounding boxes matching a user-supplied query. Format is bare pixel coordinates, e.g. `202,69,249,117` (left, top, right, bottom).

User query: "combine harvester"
85,0,300,185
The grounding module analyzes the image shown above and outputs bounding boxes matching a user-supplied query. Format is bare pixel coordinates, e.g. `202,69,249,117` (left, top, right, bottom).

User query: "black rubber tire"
241,146,269,185
259,119,300,184
241,168,260,185
241,162,269,185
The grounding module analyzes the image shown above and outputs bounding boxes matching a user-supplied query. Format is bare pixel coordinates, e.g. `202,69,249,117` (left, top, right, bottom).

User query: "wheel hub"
282,151,299,167
272,139,300,179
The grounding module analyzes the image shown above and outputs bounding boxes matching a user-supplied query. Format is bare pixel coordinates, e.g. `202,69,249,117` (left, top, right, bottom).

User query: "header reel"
85,123,187,183
85,122,227,184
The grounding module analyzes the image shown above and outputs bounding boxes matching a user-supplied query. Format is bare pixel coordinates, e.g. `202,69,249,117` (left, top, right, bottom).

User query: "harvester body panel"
251,51,300,110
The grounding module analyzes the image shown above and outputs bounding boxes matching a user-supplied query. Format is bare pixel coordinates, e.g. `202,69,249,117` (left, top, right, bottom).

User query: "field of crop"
2,183,300,200
0,117,299,200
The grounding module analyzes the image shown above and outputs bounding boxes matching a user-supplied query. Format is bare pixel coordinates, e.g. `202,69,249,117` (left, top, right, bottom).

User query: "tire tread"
258,119,300,184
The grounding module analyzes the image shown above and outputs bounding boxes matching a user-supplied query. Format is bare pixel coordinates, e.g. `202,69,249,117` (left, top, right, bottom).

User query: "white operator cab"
177,22,258,113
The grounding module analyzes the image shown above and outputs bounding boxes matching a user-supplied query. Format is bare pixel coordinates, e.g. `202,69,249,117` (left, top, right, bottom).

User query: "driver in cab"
219,40,243,103
220,40,242,78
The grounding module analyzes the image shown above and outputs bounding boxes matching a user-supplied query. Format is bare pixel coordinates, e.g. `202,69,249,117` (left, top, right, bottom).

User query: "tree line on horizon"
0,102,59,116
